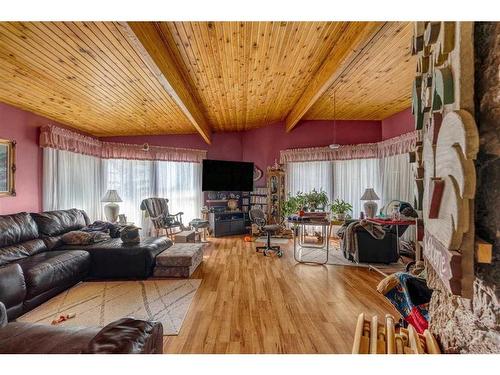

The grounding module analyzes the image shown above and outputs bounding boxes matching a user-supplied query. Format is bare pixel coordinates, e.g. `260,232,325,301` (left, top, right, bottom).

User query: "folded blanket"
359,220,385,240
81,221,121,238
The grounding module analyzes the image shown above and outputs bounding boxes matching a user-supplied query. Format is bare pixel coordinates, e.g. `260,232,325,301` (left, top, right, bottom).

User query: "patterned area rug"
297,246,405,274
255,237,290,244
17,279,201,336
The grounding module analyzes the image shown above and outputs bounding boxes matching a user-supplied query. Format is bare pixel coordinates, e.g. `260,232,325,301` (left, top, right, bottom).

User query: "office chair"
249,208,283,257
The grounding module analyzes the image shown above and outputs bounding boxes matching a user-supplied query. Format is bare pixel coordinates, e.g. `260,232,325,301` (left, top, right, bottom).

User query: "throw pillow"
61,231,111,245
61,230,93,245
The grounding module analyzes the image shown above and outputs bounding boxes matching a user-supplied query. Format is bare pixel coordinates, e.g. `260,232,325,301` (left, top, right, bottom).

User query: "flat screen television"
202,159,254,192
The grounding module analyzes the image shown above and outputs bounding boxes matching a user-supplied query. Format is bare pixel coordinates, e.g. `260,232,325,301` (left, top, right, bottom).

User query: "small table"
367,217,417,276
189,219,210,242
289,217,330,265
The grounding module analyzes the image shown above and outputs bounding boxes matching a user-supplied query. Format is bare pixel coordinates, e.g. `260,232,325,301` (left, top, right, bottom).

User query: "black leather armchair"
340,220,410,264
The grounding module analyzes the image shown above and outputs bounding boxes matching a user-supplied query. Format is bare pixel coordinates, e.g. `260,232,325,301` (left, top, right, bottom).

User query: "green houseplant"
305,189,329,212
330,198,353,220
282,192,307,217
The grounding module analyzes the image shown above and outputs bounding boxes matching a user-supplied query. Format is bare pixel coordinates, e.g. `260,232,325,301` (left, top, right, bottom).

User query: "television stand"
208,211,247,237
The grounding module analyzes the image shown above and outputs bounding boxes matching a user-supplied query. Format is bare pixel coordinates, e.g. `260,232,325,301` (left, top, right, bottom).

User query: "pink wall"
106,119,382,187
381,107,414,140
0,101,413,215
242,120,381,186
0,103,44,214
106,131,244,162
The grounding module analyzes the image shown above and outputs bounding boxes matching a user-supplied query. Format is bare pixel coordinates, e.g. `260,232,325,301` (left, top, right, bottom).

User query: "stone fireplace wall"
427,22,499,354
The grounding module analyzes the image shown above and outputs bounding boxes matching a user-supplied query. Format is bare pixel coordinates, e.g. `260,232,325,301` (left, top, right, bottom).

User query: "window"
286,158,381,218
333,158,381,217
286,161,334,200
43,148,203,231
43,148,103,220
103,159,155,226
103,159,202,232
156,161,202,225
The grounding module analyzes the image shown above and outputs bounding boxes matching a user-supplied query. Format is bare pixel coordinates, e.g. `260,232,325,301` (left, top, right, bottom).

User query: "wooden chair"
140,198,186,238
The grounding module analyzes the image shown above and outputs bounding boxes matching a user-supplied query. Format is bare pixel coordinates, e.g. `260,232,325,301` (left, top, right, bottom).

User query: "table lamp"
361,188,380,218
101,189,122,223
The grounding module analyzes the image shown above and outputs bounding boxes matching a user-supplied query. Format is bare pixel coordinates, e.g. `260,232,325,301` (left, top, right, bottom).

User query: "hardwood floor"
163,236,397,354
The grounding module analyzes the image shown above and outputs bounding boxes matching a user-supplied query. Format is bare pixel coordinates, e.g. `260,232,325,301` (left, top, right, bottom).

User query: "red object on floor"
244,236,252,242
51,313,76,325
406,306,429,334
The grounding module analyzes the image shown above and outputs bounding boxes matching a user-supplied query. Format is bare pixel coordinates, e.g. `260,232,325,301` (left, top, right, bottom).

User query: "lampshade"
360,188,379,201
101,189,122,203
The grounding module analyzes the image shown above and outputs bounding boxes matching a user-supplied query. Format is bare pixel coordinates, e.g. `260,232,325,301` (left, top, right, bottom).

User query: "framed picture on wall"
0,139,16,197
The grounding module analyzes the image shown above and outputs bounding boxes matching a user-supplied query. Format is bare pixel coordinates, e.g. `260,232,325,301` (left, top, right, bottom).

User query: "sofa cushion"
31,209,90,237
14,250,90,298
0,318,163,354
61,231,110,245
0,263,26,311
0,239,47,267
83,318,163,354
0,302,7,328
0,212,39,248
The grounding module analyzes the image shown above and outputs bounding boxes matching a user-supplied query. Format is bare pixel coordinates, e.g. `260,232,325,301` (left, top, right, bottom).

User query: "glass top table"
288,217,331,265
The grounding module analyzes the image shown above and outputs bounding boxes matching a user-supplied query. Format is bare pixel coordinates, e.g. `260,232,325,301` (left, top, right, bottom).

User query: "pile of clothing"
81,220,122,238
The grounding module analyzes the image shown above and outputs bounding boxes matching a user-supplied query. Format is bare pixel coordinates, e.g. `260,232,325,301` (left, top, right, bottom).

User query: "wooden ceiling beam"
121,22,212,144
285,22,386,132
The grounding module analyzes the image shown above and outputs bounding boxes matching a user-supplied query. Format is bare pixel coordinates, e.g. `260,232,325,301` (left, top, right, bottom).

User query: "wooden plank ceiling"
304,22,415,121
0,22,194,137
0,21,415,139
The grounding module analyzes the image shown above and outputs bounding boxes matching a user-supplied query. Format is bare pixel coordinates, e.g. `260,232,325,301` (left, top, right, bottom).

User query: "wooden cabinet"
266,167,286,225
209,211,247,237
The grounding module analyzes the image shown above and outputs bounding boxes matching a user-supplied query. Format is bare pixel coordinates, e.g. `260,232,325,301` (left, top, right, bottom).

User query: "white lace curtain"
286,156,412,219
43,148,202,232
43,149,105,220
156,161,202,227
103,159,156,229
379,154,414,209
333,158,381,217
286,161,335,202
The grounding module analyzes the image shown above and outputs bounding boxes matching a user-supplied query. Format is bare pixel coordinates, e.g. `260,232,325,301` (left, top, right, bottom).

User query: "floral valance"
40,125,207,163
280,130,421,163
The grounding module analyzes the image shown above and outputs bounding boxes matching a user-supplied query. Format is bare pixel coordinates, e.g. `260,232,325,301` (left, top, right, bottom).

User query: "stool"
153,243,204,278
189,219,210,242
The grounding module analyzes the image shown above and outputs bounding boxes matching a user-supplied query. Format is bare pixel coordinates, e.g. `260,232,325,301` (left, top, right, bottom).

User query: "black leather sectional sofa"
0,301,163,354
0,208,172,321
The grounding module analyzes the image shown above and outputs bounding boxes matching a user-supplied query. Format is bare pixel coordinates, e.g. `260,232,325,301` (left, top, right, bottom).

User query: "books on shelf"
241,188,267,212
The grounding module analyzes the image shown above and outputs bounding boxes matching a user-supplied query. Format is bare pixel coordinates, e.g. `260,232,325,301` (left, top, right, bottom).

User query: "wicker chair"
140,198,186,238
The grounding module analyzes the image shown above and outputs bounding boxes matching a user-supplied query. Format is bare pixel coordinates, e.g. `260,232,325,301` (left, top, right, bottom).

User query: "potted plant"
305,189,329,212
282,191,307,217
330,198,353,220
282,194,300,218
